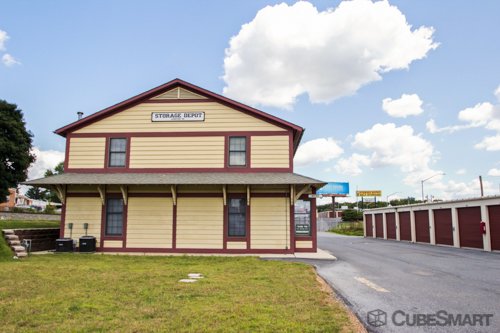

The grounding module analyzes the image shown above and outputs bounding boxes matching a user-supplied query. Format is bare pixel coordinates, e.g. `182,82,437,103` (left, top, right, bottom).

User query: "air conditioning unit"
79,236,96,253
55,238,74,253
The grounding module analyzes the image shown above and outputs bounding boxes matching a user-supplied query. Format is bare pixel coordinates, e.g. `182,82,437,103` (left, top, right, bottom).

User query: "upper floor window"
109,138,127,167
229,137,246,167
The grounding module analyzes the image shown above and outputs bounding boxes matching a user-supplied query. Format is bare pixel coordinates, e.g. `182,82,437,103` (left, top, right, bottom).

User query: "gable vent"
151,87,208,100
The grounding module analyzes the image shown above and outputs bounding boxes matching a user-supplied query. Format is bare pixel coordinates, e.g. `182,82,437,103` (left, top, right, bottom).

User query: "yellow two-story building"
26,79,325,254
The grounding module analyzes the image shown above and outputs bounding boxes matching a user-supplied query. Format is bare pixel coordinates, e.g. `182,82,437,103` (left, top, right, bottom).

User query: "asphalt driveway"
315,232,500,333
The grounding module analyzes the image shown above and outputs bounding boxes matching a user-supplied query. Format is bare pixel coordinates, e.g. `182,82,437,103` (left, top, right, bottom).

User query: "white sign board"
151,112,205,122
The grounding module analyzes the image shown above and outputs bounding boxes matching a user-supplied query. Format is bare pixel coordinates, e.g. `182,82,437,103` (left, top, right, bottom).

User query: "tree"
44,161,64,203
0,100,35,203
26,186,48,200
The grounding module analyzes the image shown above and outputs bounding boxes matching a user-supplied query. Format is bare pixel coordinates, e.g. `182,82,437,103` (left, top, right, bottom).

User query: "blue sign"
316,182,349,196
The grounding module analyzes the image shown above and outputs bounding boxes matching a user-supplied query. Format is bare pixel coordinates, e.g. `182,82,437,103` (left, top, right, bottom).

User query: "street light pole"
386,192,401,206
421,172,446,202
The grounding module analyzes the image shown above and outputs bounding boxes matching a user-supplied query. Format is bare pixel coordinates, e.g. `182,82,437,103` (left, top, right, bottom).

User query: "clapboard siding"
130,136,224,168
176,198,223,249
73,102,285,133
64,197,102,243
250,197,289,249
251,135,290,168
126,197,173,248
68,137,106,168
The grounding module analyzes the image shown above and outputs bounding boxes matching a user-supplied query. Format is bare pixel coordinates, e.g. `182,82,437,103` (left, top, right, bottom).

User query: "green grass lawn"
0,219,60,262
0,254,356,333
330,221,364,236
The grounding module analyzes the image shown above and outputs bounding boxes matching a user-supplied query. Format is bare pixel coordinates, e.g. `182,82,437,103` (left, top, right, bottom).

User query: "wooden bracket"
54,185,66,204
290,185,295,205
171,185,177,206
120,185,128,205
97,185,105,205
246,185,250,206
295,185,311,202
222,185,227,206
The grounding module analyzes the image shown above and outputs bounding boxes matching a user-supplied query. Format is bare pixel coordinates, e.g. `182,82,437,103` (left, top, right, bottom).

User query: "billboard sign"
356,190,382,197
316,182,349,196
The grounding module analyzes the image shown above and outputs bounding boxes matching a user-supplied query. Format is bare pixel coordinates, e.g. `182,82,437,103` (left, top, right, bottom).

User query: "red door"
399,212,411,241
458,207,483,249
415,210,430,243
375,213,384,238
386,213,396,239
365,214,373,237
433,208,453,246
488,205,500,251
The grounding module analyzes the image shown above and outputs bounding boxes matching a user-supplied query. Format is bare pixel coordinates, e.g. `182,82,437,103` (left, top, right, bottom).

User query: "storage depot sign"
151,112,205,122
356,190,382,197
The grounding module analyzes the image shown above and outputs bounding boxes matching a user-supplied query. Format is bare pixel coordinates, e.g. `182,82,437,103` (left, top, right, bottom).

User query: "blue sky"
1,0,500,201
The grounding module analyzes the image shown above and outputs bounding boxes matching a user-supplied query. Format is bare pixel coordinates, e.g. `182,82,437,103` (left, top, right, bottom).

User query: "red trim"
311,186,317,252
100,192,127,242
288,132,293,170
223,204,228,250
290,198,295,252
128,193,172,197
64,138,70,171
224,193,250,248
294,248,317,253
67,192,289,197
60,203,66,238
251,193,288,198
172,204,177,249
64,131,293,173
98,247,293,254
226,135,251,170
68,131,288,138
247,204,251,250
66,193,101,197
122,202,128,248
142,98,214,103
178,193,222,198
54,79,304,150
64,167,291,173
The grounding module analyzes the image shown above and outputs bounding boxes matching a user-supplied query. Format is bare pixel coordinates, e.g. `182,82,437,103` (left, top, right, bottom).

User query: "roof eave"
54,79,304,139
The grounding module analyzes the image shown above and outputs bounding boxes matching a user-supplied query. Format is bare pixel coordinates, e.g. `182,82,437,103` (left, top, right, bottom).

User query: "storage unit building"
25,79,325,254
363,196,500,252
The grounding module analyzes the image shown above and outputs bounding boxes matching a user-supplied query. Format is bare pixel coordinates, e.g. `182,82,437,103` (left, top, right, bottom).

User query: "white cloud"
340,123,440,185
456,168,466,175
0,29,8,51
334,153,370,176
474,135,500,151
222,0,438,109
425,119,471,134
382,94,423,118
428,178,496,200
2,53,20,67
488,168,500,176
457,102,494,126
427,87,500,151
294,137,343,166
28,147,65,180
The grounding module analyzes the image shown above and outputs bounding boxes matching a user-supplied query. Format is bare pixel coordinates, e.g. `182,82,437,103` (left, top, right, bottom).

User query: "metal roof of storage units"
24,172,326,187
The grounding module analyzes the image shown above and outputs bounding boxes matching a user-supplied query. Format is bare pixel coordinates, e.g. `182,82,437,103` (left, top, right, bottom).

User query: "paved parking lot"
316,232,500,333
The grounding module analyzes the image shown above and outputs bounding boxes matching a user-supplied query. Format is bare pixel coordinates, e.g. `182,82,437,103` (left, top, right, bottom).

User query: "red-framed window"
228,136,247,167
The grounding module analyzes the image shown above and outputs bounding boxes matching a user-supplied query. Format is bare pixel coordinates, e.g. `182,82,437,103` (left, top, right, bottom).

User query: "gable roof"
54,78,305,152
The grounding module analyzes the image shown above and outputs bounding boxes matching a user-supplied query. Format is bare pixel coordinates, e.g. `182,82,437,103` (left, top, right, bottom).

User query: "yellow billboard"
356,190,382,197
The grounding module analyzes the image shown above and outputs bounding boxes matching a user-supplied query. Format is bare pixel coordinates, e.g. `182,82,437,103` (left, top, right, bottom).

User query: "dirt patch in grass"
0,254,358,332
